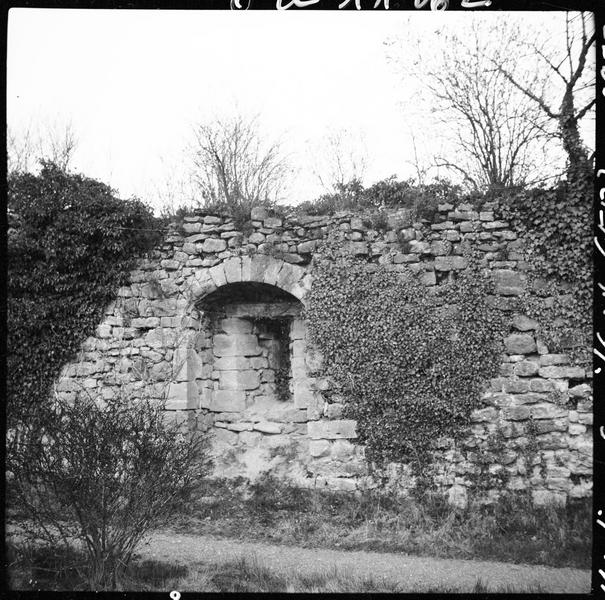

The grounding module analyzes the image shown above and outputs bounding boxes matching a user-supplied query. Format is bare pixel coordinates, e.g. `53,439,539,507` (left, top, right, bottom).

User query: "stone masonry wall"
55,203,592,506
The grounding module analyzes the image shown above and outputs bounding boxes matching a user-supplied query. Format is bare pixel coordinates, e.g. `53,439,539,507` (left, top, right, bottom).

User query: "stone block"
534,419,566,434
309,440,331,457
214,356,251,370
212,428,238,446
529,378,556,392
249,232,265,244
435,256,468,271
529,403,567,419
532,490,566,507
227,422,253,432
494,270,525,296
183,222,201,233
504,333,536,355
538,366,585,379
277,263,305,292
208,264,227,288
166,381,189,410
264,217,282,228
536,432,567,450
502,378,530,393
250,207,268,221
470,407,497,422
538,354,570,366
308,419,357,440
502,406,530,421
513,360,539,377
253,421,283,434
326,403,344,419
512,314,539,331
211,390,247,412
569,423,586,435
344,241,368,255
239,430,262,446
213,334,261,357
331,439,356,460
223,258,242,283
420,271,436,286
220,318,253,335
219,370,260,391
569,383,591,398
297,240,317,253
202,238,227,253
263,258,284,285
293,387,316,409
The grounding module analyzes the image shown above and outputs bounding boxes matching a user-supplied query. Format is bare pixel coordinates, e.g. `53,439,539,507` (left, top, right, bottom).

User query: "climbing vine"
7,162,160,435
498,180,592,364
305,247,506,468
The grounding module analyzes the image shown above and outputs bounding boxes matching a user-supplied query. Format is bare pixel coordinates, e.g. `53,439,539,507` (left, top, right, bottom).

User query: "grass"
168,475,591,569
7,544,547,593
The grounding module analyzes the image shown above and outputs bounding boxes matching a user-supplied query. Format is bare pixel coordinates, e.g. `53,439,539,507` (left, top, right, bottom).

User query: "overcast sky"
7,9,589,212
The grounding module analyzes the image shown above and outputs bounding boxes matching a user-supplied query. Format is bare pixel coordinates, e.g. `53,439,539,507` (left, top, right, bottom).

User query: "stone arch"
189,255,312,307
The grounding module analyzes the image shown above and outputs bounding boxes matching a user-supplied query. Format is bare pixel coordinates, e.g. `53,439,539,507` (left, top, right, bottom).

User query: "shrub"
296,176,464,220
7,162,161,436
8,386,211,590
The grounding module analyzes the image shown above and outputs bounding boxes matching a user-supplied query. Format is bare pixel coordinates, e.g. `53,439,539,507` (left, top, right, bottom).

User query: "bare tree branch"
188,114,291,210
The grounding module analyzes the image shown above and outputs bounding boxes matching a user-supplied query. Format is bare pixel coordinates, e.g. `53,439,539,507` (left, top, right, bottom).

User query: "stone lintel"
224,302,302,318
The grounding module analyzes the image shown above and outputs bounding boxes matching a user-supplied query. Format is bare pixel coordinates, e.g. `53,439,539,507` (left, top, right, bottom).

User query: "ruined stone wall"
56,203,592,506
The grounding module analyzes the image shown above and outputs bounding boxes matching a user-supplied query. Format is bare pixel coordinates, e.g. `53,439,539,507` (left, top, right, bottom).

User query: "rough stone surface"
504,334,537,355
53,202,592,506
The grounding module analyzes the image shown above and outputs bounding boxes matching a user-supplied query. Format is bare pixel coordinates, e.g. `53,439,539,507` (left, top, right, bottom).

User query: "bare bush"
188,113,291,211
8,386,210,590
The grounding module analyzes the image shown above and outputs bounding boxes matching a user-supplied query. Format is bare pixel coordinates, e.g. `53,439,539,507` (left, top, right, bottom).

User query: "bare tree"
491,12,595,182
188,114,291,210
7,120,79,174
391,19,557,192
310,128,368,193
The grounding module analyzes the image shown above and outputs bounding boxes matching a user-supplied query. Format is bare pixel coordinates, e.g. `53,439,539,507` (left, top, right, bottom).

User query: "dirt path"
141,530,590,593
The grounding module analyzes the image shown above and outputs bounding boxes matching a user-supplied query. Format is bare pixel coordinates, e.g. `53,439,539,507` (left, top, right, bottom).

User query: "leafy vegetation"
295,177,469,220
7,162,161,435
163,476,590,570
498,178,592,363
7,162,213,590
305,249,505,469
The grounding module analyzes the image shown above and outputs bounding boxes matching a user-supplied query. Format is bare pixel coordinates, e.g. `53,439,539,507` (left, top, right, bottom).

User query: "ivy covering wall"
7,163,160,434
305,249,506,469
498,179,592,364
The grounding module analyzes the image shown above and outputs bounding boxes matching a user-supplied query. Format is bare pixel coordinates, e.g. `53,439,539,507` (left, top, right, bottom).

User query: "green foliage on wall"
498,180,591,363
295,177,465,221
305,250,506,468
7,162,160,433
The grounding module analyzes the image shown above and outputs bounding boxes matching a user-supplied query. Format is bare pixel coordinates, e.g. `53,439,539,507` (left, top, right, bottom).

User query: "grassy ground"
7,544,546,593
168,476,591,569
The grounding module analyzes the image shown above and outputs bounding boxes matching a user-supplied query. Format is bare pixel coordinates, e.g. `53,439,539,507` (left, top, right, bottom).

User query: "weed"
167,476,591,569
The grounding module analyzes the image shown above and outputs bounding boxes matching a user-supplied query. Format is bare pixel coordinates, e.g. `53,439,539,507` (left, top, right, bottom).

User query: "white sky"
7,9,591,212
